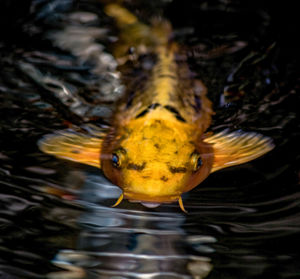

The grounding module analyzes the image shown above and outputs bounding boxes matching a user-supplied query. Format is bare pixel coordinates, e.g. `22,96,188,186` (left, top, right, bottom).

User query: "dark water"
0,0,299,278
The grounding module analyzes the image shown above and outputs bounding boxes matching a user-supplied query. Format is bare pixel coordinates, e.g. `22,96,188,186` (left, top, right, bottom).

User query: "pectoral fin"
205,130,274,173
38,127,104,168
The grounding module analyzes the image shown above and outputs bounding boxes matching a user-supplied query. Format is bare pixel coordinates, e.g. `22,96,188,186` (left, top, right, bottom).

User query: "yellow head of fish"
101,117,214,203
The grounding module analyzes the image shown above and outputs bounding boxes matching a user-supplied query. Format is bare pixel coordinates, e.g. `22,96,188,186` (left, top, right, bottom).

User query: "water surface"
0,0,299,278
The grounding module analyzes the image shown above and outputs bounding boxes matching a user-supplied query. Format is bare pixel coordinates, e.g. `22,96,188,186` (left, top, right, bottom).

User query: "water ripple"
0,0,299,278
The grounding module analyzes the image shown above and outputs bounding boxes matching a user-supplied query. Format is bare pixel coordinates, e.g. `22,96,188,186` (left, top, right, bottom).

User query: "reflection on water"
0,0,299,278
47,173,213,279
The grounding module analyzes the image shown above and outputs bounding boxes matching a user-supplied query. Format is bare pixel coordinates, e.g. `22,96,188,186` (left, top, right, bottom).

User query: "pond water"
0,0,299,278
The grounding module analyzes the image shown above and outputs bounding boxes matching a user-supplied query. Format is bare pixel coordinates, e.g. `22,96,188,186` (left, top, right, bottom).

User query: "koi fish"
39,4,274,212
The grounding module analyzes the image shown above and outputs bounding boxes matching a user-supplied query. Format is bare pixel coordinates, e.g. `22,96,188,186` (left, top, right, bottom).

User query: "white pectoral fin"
205,130,275,173
38,125,106,168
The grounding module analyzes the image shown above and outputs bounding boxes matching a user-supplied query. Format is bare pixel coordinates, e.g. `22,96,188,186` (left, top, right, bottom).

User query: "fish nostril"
160,176,169,182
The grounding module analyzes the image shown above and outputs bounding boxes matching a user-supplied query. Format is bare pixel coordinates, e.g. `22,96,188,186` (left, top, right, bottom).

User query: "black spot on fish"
127,162,146,171
169,166,187,173
160,176,169,182
71,150,80,154
164,105,178,114
136,108,149,118
148,103,161,110
164,105,187,123
175,114,187,122
136,103,161,119
154,143,160,149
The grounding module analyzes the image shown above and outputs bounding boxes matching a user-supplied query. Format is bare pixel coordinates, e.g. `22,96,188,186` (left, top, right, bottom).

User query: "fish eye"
191,152,203,171
111,148,126,168
112,153,120,168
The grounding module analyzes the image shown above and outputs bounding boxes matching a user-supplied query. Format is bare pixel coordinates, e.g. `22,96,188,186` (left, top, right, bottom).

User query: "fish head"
101,120,214,203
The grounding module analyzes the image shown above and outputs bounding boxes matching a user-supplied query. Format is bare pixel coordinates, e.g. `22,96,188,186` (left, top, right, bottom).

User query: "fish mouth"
124,191,180,203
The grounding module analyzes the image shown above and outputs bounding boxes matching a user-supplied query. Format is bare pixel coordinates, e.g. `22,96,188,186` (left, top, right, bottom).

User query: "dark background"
0,1,299,278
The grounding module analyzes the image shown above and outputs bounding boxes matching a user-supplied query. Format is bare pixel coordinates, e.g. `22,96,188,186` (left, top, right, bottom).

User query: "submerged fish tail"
104,2,172,57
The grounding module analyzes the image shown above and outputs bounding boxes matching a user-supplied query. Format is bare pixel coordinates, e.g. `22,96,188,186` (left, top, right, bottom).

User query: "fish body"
39,4,274,210
102,42,214,203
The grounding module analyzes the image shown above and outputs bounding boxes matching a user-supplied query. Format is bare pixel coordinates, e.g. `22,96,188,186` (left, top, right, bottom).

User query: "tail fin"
104,3,138,27
103,3,172,57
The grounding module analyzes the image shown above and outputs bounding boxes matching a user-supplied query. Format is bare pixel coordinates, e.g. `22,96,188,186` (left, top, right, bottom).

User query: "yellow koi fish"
39,4,274,211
